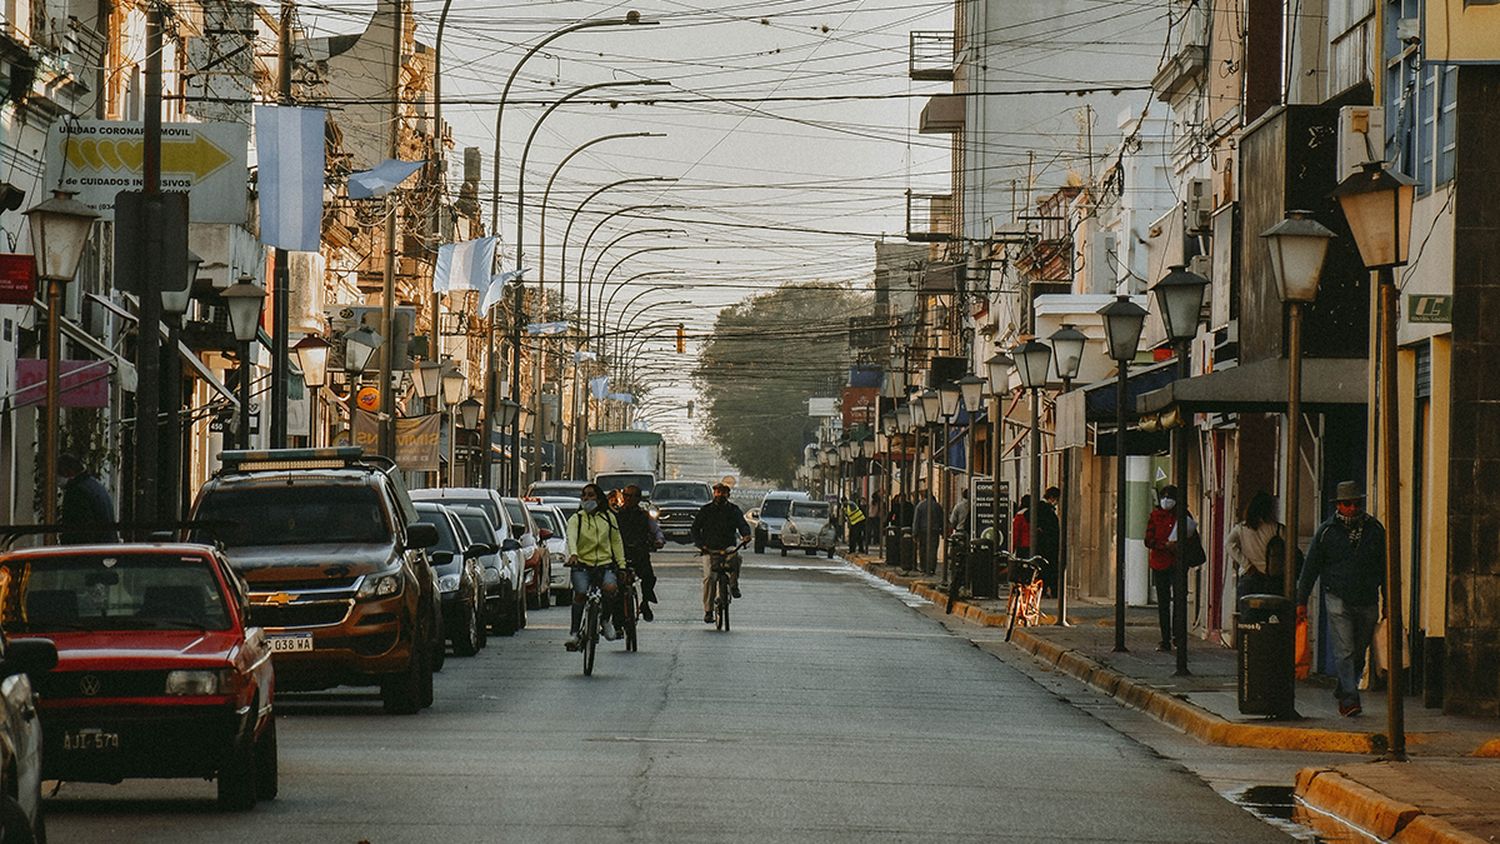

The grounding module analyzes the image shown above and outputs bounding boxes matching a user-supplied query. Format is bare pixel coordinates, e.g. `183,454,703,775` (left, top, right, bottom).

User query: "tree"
693,283,865,485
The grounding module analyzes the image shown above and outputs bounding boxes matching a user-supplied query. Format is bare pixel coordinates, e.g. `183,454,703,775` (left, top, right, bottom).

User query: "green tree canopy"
693,283,866,486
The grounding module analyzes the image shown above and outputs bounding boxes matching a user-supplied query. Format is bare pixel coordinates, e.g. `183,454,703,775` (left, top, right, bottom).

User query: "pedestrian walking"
1297,481,1385,717
1011,495,1032,558
1035,487,1061,598
57,453,118,544
1143,485,1196,652
911,489,944,575
947,487,971,536
1228,491,1282,598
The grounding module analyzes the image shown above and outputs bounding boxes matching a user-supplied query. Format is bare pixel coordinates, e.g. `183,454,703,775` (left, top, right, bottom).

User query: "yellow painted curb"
1396,814,1492,844
1474,739,1500,758
1296,768,1421,839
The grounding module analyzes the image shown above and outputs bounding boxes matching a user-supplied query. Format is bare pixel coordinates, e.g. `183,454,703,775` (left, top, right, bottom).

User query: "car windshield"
532,510,559,533
527,481,586,498
655,483,710,503
791,502,829,519
597,473,655,497
453,511,496,542
502,500,531,533
0,553,232,632
761,499,793,519
195,485,390,547
414,509,460,553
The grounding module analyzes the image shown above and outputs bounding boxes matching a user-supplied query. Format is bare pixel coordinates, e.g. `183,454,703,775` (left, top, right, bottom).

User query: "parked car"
191,447,440,715
0,542,276,809
501,497,550,610
653,481,712,544
409,488,528,634
525,480,587,502
0,612,54,837
752,490,811,553
414,504,490,657
528,504,572,604
779,500,837,558
447,506,524,635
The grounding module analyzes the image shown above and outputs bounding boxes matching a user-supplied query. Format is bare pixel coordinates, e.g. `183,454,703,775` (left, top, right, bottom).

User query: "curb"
1294,768,1489,844
847,556,1386,755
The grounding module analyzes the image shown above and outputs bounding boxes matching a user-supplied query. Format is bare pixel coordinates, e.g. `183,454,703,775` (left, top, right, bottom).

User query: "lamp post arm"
577,203,680,327
611,300,690,364
594,245,686,342
605,272,686,329
545,132,663,304
563,179,675,323
583,225,681,323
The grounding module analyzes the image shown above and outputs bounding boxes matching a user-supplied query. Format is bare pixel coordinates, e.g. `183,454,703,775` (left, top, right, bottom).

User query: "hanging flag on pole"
574,350,598,363
479,267,530,317
347,158,425,200
589,376,610,400
434,237,497,293
525,321,569,335
254,105,325,252
607,392,635,404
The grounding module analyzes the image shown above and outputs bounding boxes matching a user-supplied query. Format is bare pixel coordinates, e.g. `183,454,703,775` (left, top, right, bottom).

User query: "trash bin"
884,524,900,565
1237,594,1297,718
899,527,915,571
969,538,996,599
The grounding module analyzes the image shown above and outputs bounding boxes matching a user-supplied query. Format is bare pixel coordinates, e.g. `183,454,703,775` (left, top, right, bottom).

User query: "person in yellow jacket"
844,498,867,554
564,483,627,651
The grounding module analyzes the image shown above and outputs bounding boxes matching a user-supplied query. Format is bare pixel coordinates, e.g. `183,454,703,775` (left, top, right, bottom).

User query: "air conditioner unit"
1186,178,1212,234
1187,254,1211,279
1337,106,1385,181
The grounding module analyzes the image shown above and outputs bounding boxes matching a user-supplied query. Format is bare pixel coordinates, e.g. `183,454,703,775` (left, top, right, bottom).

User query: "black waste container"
899,527,915,571
1237,594,1297,718
884,524,900,565
969,538,996,599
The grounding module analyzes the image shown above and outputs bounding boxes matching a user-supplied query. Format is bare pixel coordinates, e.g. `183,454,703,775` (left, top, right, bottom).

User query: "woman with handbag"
1228,491,1283,598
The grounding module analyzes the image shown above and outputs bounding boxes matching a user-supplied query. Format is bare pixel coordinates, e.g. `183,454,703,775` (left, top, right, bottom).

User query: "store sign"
973,476,1011,549
353,411,441,471
1408,294,1452,324
0,254,36,305
356,386,381,411
14,359,111,408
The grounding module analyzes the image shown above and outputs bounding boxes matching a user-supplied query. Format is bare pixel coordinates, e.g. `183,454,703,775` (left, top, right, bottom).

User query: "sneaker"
1156,641,1172,652
1338,700,1363,717
601,624,619,642
731,585,742,599
704,612,715,623
564,634,581,652
640,603,654,622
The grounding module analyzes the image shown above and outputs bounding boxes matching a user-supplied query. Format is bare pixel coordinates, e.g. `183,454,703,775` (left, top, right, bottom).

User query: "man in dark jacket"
690,483,751,623
1297,480,1385,717
614,485,663,621
911,490,944,575
1034,487,1061,598
58,454,118,544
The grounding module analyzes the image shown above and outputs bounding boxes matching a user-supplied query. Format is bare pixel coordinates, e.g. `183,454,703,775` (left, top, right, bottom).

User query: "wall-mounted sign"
14,359,111,408
356,386,381,412
0,254,36,305
1408,294,1453,324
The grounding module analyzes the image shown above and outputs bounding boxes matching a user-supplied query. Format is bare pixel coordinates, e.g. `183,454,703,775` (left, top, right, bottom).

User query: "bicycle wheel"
583,600,598,676
715,574,728,632
1005,585,1021,642
623,587,639,652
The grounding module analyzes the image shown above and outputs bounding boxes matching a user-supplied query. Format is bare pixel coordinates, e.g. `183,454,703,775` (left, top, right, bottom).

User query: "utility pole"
132,5,165,528
270,1,294,447
378,0,402,458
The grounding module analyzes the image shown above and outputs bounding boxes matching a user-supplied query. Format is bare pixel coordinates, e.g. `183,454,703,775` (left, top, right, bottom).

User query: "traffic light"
676,323,686,353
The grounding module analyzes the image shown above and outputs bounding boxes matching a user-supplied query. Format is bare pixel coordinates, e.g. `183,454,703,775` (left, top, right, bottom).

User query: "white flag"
525,321,569,335
255,105,325,252
479,268,530,316
434,237,496,293
347,158,424,200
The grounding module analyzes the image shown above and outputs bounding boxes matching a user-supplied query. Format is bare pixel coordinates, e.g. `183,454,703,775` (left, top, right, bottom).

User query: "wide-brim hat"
1332,480,1365,502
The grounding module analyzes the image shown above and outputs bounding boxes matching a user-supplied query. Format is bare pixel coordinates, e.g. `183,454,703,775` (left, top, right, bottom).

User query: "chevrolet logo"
262,592,299,606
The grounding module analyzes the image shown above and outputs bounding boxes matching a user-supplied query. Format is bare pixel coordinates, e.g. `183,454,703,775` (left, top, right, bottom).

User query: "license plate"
268,633,314,652
62,729,120,752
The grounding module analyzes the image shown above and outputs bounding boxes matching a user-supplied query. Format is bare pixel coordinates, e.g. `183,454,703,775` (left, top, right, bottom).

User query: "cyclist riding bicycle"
689,482,752,624
564,483,627,651
614,485,664,622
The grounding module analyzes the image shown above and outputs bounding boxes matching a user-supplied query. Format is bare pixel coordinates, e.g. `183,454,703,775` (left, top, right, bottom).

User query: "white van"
751,490,811,553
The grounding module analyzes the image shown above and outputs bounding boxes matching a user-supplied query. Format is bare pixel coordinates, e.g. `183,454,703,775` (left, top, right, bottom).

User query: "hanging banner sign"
353,411,441,471
14,359,111,408
0,254,37,305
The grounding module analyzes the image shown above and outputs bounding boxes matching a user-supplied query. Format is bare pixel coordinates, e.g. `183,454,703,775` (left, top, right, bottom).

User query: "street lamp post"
1012,339,1052,604
222,277,268,451
25,191,100,532
1048,324,1087,625
1098,294,1148,652
919,388,940,576
160,248,201,520
1332,160,1416,761
293,335,331,447
1153,265,1210,676
937,381,961,585
985,353,1012,555
342,326,381,447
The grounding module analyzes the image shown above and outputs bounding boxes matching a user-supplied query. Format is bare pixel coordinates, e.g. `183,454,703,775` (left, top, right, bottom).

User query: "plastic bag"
1294,605,1311,680
1370,616,1410,678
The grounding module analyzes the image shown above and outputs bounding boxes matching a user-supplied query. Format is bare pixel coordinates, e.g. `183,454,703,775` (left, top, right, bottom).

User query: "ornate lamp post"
1153,265,1210,676
918,388,941,576
160,248,202,520
222,277,267,450
985,353,1013,551
1012,339,1052,598
937,380,961,584
1333,160,1415,761
293,335,331,446
342,326,381,445
25,190,99,530
1098,294,1148,652
1048,324,1087,625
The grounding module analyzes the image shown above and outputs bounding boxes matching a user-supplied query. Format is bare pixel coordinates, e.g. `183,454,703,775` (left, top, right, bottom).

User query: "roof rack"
218,446,369,473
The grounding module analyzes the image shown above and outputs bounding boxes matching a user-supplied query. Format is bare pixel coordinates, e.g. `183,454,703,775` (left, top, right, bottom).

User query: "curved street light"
592,245,688,344
561,180,677,321
575,204,680,320
540,132,664,299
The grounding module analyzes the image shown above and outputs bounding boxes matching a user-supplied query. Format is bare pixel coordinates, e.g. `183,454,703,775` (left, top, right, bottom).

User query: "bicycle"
580,581,602,676
618,567,640,653
1004,555,1047,642
945,531,970,615
706,538,749,632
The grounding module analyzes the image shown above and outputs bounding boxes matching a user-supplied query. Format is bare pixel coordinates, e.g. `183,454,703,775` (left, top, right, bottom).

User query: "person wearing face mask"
1297,481,1386,717
563,484,628,651
1143,485,1195,653
690,482,751,623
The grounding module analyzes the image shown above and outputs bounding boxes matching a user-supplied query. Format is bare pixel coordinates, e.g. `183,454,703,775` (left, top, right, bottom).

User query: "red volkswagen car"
0,543,278,809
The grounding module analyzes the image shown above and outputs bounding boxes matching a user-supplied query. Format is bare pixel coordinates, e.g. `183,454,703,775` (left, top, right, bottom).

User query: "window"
1384,0,1456,193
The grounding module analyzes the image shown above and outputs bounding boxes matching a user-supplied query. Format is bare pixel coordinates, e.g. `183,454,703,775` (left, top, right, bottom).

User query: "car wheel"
780,547,787,557
517,585,529,630
0,796,37,844
429,607,446,673
494,585,519,636
454,596,481,657
419,641,435,709
475,596,489,649
255,714,279,801
216,740,258,810
381,649,424,715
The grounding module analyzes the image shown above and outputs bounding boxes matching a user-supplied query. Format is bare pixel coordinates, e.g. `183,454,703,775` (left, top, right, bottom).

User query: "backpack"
1265,526,1287,579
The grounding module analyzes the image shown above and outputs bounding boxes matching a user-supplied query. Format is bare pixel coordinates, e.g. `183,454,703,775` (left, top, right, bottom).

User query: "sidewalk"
847,552,1500,843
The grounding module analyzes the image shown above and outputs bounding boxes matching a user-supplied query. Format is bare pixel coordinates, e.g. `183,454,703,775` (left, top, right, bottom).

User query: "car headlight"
437,573,462,593
357,571,403,599
165,669,227,696
482,565,502,584
648,507,659,519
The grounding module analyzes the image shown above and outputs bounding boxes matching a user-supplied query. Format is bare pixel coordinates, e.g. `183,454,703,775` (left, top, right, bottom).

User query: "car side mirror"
2,638,57,680
430,550,454,566
479,543,498,556
406,523,440,549
511,525,526,539
538,528,553,541
463,544,488,559
501,538,521,553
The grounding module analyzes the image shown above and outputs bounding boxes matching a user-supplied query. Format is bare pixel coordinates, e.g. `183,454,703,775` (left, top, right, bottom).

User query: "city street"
47,548,1290,843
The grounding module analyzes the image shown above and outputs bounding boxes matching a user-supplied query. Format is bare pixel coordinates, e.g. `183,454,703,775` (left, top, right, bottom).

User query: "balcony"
905,191,953,243
909,31,955,82
919,94,964,134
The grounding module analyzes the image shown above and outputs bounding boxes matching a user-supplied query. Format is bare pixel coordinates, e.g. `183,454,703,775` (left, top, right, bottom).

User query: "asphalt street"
46,548,1293,842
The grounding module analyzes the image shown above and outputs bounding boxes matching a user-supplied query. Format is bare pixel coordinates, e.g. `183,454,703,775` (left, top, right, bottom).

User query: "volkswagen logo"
78,675,101,697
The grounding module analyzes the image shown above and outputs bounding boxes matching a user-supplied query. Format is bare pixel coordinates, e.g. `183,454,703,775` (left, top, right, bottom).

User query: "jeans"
917,532,939,574
1324,591,1379,707
701,551,741,613
1152,568,1175,647
570,566,619,634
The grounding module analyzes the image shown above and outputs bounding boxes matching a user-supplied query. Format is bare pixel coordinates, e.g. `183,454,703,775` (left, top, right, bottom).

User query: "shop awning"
1136,356,1367,416
89,293,240,407
1079,359,1180,423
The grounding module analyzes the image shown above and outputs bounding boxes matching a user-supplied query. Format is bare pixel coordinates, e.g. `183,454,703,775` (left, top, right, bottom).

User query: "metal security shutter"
1415,342,1432,400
